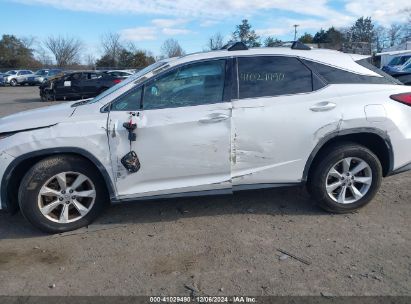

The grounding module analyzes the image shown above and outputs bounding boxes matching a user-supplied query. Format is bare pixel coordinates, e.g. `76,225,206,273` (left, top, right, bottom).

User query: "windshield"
88,60,170,104
402,59,411,71
388,56,411,66
5,71,17,75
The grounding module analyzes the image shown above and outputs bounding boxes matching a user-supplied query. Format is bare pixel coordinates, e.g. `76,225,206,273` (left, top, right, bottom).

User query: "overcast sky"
1,0,410,58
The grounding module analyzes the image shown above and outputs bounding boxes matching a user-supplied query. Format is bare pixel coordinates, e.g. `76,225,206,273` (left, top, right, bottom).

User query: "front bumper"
0,152,15,210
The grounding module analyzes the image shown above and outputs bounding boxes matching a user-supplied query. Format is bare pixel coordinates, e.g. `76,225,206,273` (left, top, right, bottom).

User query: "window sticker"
240,72,285,82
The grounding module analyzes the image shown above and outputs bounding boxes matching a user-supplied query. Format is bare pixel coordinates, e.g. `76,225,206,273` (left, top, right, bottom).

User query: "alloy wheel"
37,172,96,223
325,157,372,204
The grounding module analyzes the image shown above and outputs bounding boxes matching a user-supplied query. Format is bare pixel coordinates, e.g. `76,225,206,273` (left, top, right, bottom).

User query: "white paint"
365,104,387,122
1,49,411,210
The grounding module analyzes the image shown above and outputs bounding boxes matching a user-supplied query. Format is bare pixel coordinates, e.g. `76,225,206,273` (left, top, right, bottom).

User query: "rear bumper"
0,152,15,210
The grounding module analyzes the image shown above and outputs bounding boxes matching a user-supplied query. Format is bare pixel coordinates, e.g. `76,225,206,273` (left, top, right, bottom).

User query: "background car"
3,70,35,86
39,71,125,101
382,55,411,74
0,73,5,86
29,69,63,85
103,70,134,79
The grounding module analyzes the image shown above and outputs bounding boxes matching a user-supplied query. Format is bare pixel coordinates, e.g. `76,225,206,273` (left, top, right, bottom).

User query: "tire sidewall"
19,156,108,233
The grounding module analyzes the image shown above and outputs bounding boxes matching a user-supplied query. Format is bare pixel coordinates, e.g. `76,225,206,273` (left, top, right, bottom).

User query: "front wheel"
9,79,17,86
307,143,382,213
19,155,109,233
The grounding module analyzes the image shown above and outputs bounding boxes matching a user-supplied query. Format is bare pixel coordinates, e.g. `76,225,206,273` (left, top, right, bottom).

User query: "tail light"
390,92,411,106
113,79,122,84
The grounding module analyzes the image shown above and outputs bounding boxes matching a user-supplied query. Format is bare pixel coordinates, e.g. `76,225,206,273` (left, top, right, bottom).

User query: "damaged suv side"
1,44,411,233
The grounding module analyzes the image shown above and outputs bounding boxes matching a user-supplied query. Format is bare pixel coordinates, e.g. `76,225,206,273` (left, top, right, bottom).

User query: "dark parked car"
102,70,133,79
39,71,124,101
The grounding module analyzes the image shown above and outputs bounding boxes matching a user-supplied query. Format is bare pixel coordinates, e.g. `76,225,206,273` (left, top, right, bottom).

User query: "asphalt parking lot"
0,86,410,296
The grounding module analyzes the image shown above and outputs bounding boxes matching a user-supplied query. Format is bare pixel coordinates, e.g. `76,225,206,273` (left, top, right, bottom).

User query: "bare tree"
101,32,123,67
36,46,53,66
374,25,388,52
403,9,411,43
85,54,96,69
387,24,403,47
44,35,83,67
160,39,185,58
20,36,36,50
206,33,224,50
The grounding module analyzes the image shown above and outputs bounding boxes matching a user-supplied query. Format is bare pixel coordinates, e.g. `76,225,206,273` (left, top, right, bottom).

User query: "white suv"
1,42,411,233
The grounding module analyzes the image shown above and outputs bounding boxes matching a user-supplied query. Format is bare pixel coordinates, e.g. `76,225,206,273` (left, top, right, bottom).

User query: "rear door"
232,56,342,186
107,59,233,198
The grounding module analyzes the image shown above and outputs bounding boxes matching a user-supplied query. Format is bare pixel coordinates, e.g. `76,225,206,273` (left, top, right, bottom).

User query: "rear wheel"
307,143,382,213
19,155,109,233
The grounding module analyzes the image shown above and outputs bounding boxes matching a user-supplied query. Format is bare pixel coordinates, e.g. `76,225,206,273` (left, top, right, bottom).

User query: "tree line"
1,15,410,70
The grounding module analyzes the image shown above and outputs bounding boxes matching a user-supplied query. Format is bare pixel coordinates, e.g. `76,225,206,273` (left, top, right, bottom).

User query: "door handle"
199,113,230,123
310,101,337,112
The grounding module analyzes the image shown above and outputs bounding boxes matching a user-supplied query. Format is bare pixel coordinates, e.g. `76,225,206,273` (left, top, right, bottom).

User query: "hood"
0,102,77,133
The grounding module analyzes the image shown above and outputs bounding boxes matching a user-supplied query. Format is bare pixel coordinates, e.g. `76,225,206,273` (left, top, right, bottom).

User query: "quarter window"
143,60,226,110
302,59,398,85
238,56,313,99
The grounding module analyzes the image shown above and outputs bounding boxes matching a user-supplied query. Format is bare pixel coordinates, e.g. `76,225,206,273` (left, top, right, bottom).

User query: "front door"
108,59,232,199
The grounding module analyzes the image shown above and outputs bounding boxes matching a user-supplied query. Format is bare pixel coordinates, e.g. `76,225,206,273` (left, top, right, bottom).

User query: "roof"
169,47,378,77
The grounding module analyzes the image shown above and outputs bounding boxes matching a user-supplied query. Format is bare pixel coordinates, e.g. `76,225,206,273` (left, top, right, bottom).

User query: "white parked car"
1,42,411,233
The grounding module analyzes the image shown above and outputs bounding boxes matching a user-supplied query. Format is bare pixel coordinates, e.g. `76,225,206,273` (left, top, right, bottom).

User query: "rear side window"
302,59,399,85
238,56,313,99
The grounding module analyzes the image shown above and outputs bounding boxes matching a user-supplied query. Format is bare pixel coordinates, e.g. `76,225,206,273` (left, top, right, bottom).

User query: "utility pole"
293,24,299,41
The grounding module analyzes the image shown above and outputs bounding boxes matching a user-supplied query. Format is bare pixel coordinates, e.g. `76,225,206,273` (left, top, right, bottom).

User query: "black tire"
307,142,382,213
10,79,17,86
18,155,109,233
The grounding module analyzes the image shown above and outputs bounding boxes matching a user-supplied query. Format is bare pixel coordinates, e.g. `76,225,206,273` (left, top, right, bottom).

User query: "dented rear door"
231,56,342,186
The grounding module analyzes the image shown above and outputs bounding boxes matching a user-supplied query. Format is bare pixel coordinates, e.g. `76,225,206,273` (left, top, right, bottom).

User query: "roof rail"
265,40,311,50
221,42,248,51
291,41,311,50
219,40,310,51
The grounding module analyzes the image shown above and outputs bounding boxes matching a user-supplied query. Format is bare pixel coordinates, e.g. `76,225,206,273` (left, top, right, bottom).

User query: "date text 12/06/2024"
149,296,257,303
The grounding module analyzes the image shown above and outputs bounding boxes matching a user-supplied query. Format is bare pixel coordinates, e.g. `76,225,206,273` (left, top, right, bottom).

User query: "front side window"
111,87,142,111
143,60,226,110
238,56,313,99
